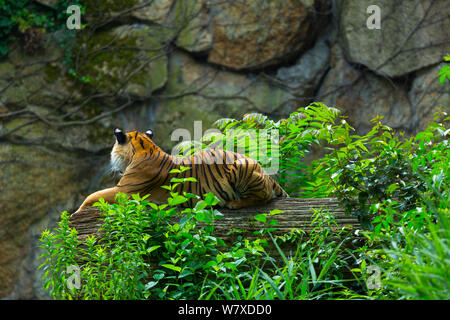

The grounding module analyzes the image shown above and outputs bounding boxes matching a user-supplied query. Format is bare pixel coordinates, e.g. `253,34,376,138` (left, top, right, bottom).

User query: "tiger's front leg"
72,187,119,216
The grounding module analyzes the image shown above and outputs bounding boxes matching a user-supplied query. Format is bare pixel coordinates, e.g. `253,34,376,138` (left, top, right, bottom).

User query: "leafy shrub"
205,102,447,229
39,168,270,299
353,162,449,299
312,112,448,227
39,196,366,300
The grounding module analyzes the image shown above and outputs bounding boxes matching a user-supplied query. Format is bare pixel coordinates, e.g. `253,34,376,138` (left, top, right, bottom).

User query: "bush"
40,168,271,299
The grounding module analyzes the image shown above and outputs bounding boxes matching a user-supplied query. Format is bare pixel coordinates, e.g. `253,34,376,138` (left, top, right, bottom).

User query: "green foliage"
312,112,449,228
437,55,450,85
39,170,275,300
39,172,228,299
180,103,341,197
203,210,363,300
353,166,449,299
0,0,83,59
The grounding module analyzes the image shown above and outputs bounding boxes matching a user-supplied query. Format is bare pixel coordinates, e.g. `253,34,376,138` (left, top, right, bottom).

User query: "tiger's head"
110,128,156,174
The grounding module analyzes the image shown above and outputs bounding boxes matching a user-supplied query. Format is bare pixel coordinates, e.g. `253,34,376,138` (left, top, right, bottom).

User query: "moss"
82,0,139,18
173,0,212,52
43,64,61,84
75,25,170,98
86,123,113,146
0,62,14,78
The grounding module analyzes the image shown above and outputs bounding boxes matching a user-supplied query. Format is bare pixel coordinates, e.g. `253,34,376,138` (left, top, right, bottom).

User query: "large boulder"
409,63,450,130
0,139,111,299
276,38,330,108
207,0,329,70
0,32,122,299
152,50,296,151
172,0,212,52
82,0,211,53
318,44,413,133
76,24,171,99
0,33,77,108
340,0,450,78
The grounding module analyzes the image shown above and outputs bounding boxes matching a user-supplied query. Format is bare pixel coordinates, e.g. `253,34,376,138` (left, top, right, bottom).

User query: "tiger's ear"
114,128,127,144
145,129,153,139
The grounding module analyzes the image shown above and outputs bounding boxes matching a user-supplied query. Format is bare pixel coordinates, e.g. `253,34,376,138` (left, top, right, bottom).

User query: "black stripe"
242,158,249,180
231,167,237,185
129,152,151,170
160,161,177,187
200,157,212,194
158,154,170,173
243,185,266,197
204,159,229,201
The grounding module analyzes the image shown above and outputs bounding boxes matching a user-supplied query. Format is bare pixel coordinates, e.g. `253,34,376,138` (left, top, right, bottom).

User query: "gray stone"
318,44,413,134
276,39,330,106
340,0,450,78
76,24,171,100
409,63,450,131
172,0,212,52
153,51,296,151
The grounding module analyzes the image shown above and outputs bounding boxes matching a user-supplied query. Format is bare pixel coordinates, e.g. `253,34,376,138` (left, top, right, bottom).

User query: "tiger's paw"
225,200,242,210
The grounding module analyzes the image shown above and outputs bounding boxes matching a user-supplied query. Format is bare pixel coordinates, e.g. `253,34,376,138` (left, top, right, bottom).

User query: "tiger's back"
173,149,288,209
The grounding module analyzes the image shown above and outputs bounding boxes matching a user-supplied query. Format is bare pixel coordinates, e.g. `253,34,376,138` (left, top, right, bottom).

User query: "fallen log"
69,197,361,243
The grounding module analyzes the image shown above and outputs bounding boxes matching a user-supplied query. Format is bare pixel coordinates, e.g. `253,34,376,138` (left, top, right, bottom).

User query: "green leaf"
195,211,206,222
162,264,181,272
194,200,207,211
213,209,224,219
254,214,267,223
204,193,220,206
179,268,194,278
168,195,187,206
270,209,283,216
145,281,158,290
147,245,160,254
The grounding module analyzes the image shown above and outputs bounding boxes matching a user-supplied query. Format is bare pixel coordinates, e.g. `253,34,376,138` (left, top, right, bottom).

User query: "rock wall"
0,0,448,299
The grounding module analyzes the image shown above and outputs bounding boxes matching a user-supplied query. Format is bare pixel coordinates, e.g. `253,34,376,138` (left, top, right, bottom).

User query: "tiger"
73,128,288,215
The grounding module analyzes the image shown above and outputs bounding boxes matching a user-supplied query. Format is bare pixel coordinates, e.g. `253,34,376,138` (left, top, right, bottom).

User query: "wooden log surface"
69,198,361,242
